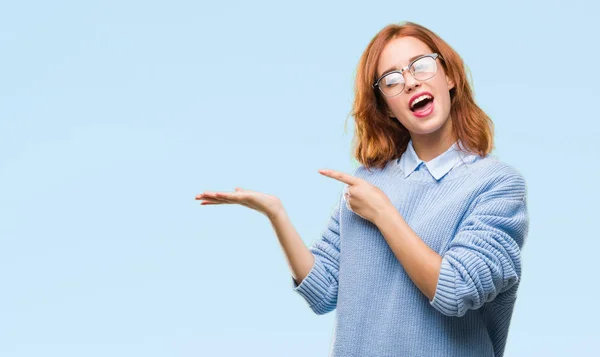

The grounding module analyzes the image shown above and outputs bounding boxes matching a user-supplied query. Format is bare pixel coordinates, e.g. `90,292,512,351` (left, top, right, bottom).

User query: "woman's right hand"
195,187,285,220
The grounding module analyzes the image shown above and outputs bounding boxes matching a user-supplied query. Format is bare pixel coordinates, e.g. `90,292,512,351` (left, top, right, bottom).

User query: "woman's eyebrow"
380,53,427,76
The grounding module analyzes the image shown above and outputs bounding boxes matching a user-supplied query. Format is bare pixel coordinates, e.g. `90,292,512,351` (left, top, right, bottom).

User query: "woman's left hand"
318,169,393,224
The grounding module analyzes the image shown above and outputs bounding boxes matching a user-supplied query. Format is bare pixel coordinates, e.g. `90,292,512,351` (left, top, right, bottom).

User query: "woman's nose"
403,73,421,93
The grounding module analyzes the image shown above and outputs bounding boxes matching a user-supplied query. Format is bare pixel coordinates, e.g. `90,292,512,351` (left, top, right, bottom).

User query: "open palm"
195,188,284,219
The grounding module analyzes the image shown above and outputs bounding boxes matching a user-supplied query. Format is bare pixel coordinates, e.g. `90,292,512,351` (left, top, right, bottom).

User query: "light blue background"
1,1,598,356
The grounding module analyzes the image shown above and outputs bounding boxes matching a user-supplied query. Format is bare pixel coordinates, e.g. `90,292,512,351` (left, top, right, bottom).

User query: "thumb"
236,187,261,194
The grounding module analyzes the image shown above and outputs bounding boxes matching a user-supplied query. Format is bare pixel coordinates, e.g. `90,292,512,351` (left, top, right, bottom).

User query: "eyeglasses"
372,53,441,97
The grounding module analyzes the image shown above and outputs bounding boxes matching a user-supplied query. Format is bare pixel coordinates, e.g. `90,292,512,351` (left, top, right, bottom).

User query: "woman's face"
376,36,455,138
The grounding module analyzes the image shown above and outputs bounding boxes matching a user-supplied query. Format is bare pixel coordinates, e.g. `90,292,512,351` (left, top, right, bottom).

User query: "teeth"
410,94,433,109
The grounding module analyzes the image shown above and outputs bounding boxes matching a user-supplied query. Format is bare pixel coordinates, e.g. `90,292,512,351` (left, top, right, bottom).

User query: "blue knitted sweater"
292,148,529,357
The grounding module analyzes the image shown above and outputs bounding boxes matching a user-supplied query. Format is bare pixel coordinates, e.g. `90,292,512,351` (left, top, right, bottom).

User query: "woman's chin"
407,116,452,135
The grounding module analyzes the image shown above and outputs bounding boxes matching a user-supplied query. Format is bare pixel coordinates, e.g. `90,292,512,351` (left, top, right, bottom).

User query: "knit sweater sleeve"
429,173,529,317
291,193,342,315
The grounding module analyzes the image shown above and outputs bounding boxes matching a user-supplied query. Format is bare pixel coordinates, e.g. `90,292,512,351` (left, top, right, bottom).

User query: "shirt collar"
398,139,479,180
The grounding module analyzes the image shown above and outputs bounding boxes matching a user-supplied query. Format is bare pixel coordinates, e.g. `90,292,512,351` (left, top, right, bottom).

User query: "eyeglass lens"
378,56,437,96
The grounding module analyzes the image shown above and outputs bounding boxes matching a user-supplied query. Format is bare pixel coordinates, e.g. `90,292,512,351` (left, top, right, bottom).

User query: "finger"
197,191,239,200
201,200,223,205
198,196,228,204
345,199,353,212
213,191,244,200
236,187,261,194
197,188,250,197
196,192,232,203
197,191,223,198
318,169,358,185
199,193,253,209
343,184,352,195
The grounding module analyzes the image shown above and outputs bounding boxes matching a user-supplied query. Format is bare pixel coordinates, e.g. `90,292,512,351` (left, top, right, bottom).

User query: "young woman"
195,21,529,357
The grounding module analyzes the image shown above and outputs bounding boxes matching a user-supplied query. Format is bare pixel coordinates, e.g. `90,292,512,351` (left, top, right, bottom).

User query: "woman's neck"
410,132,457,162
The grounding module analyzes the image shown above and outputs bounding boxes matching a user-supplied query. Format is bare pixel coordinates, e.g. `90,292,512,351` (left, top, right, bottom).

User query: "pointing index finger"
318,169,357,185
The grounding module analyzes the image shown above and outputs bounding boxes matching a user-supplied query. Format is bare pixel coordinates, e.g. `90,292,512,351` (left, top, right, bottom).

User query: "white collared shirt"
398,139,481,181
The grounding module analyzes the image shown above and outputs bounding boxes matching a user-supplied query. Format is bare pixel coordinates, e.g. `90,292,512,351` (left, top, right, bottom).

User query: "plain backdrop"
1,0,598,356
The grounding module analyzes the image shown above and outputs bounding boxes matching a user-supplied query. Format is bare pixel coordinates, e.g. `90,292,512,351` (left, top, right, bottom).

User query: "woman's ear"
446,75,455,90
387,108,395,118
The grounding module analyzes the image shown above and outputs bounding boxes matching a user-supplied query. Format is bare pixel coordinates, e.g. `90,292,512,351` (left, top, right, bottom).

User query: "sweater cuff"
429,258,462,316
291,258,333,308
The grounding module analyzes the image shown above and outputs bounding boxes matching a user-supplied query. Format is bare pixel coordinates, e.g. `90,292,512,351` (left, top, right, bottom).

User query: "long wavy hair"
345,21,494,171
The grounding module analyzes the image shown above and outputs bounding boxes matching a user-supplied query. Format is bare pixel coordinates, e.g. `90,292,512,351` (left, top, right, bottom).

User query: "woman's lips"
411,99,434,118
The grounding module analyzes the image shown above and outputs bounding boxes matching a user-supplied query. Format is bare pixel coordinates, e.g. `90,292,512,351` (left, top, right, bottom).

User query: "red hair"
345,21,494,171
